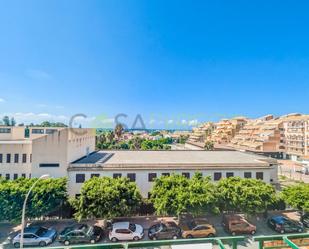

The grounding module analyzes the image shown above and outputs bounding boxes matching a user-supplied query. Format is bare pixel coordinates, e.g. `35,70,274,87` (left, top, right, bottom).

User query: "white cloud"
167,119,174,124
36,103,64,109
181,119,187,124
149,119,156,124
26,69,51,80
0,98,5,102
188,119,199,126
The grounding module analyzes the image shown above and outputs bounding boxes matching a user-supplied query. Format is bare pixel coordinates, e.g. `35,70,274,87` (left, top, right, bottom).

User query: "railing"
33,236,245,249
254,233,309,249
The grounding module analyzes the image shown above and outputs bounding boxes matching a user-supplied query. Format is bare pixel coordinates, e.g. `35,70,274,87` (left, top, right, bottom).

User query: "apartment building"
0,126,95,180
229,114,309,159
283,115,309,161
68,150,278,198
211,117,247,144
187,122,215,146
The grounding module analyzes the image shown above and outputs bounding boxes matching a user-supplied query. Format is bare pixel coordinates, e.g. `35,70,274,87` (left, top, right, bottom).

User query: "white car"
109,222,144,242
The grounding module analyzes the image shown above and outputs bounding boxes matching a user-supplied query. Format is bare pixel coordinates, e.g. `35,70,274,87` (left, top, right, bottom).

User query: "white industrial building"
0,127,278,198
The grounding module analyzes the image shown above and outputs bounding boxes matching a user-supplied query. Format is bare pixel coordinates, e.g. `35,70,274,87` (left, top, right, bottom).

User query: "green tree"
204,140,214,150
129,136,143,150
2,116,10,126
150,173,217,216
281,183,309,212
0,177,68,222
10,117,16,126
216,177,277,214
70,177,142,220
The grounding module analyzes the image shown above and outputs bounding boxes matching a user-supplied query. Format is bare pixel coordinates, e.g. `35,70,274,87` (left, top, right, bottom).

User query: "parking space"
1,211,308,249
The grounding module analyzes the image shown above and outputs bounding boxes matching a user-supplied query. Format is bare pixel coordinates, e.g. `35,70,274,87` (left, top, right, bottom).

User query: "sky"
0,0,309,129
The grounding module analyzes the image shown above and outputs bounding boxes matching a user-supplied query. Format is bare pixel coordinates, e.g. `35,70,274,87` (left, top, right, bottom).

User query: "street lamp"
20,174,50,249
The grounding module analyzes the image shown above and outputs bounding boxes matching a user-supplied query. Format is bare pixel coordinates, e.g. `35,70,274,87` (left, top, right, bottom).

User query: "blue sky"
0,0,309,129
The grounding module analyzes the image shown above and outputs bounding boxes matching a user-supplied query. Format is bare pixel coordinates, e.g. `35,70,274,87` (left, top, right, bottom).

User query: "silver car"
12,226,57,248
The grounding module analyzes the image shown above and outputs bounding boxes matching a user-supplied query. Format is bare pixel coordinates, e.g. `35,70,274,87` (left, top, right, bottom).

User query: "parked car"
181,223,216,239
148,221,181,240
58,224,102,245
267,216,304,234
12,226,57,248
301,213,309,228
109,222,144,242
222,214,256,236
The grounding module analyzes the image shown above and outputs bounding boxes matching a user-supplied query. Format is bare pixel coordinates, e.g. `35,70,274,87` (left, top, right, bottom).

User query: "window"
30,154,32,163
76,174,85,183
22,154,27,163
14,154,19,163
31,129,44,134
46,129,57,134
148,173,157,182
21,174,26,178
226,172,234,178
6,154,11,163
13,174,18,180
39,163,59,167
162,173,170,177
0,128,11,133
5,174,10,180
256,172,264,180
91,173,100,178
244,172,252,178
127,173,136,182
214,172,222,181
0,154,2,163
113,173,122,178
182,172,190,178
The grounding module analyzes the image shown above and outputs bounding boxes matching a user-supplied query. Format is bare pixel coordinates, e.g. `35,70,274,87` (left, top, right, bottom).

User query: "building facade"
68,150,278,198
0,126,95,180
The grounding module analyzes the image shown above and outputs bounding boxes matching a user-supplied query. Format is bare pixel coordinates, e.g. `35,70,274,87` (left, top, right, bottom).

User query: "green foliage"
96,134,172,150
281,183,309,211
216,177,277,214
30,121,68,127
204,141,214,151
2,116,14,126
0,177,68,222
150,173,217,216
177,135,189,144
71,177,142,220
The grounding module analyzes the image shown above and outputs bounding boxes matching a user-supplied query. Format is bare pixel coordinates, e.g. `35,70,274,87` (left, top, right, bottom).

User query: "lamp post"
20,174,50,249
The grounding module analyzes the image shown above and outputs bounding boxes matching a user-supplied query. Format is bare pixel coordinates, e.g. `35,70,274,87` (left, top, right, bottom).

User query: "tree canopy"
70,176,142,220
216,177,277,214
150,173,218,216
0,177,67,222
281,183,309,212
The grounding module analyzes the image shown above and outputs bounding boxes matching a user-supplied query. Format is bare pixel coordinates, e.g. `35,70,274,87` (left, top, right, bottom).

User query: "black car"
148,222,181,240
58,224,102,245
301,213,309,228
267,216,304,234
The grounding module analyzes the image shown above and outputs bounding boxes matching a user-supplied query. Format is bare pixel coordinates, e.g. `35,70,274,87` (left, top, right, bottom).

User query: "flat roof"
69,150,277,171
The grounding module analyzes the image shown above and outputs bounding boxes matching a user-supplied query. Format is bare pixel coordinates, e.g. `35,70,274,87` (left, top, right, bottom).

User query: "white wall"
68,167,277,198
0,142,32,179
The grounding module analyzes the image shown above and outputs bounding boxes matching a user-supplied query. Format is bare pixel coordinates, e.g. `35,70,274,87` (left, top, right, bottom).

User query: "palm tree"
107,131,115,143
114,124,124,140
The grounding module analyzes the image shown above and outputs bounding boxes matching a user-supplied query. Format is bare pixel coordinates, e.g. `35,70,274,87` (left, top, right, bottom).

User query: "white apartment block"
0,127,278,199
0,126,95,180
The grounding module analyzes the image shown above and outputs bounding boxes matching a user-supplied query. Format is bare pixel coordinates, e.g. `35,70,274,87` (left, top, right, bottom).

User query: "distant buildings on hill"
187,113,309,162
